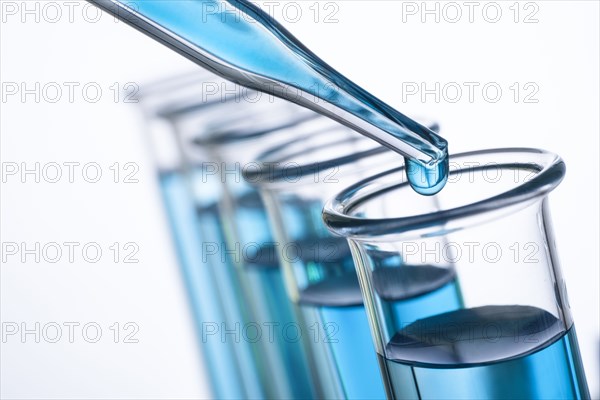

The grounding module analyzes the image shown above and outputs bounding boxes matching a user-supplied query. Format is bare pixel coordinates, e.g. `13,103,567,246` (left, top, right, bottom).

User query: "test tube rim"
321,147,565,239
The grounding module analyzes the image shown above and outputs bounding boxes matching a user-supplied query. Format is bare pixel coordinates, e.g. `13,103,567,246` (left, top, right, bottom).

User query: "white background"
1,1,598,398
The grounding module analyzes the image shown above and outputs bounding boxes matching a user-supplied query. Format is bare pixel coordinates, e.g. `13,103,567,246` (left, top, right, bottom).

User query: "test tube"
140,74,293,399
193,110,337,399
322,148,590,399
243,120,441,399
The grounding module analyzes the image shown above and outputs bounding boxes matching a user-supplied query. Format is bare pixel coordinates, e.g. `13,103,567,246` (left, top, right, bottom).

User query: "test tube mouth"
139,71,229,117
243,120,440,186
192,107,321,147
322,148,566,239
148,73,307,121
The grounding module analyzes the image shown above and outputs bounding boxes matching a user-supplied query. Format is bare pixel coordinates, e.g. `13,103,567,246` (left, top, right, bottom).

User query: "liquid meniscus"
380,305,590,399
293,238,384,399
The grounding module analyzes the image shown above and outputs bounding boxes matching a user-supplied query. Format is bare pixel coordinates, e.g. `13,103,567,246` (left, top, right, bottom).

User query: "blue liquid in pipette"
379,306,590,400
93,0,450,195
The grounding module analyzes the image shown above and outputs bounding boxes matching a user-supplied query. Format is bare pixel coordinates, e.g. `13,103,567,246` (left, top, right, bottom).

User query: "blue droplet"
405,155,449,196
